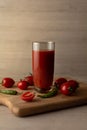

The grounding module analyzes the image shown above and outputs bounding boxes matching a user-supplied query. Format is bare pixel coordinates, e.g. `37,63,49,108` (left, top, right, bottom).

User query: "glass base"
34,86,51,93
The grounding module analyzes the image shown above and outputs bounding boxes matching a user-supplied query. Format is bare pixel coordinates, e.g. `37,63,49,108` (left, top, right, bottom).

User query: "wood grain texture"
0,0,87,81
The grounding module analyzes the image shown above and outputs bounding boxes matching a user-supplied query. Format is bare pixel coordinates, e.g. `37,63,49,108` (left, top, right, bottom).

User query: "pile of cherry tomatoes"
54,77,79,95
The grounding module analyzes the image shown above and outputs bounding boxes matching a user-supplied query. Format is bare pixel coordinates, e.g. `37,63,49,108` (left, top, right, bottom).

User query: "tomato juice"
32,50,54,91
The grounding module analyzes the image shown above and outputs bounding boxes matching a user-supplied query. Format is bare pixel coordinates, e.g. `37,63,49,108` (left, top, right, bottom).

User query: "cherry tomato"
17,80,29,90
60,82,75,96
21,91,35,102
2,77,15,88
54,77,67,88
68,80,79,91
24,74,34,86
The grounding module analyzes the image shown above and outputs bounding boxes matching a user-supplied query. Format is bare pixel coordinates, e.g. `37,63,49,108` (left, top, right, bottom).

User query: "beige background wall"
0,0,87,82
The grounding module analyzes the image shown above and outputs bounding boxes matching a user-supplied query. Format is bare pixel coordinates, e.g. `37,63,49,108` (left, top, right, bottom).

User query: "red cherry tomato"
60,82,75,96
68,80,79,91
2,77,15,88
54,77,67,88
17,80,29,90
21,91,35,102
24,75,34,86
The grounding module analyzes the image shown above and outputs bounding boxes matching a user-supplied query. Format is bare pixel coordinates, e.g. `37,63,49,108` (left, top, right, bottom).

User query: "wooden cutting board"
0,81,87,117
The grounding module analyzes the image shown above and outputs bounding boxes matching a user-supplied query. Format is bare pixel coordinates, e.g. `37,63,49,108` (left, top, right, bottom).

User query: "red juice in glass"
32,42,55,92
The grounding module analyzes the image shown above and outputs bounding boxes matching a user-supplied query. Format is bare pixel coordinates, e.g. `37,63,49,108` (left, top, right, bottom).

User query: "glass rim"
32,41,55,51
32,41,55,45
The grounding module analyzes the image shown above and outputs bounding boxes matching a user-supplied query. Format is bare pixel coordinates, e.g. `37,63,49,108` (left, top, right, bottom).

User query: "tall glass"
32,41,55,92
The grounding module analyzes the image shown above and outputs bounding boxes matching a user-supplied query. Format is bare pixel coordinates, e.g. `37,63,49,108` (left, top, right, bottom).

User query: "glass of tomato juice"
32,41,55,92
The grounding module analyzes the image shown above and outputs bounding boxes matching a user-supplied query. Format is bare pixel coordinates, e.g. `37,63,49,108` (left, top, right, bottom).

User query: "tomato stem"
29,72,32,76
68,87,73,92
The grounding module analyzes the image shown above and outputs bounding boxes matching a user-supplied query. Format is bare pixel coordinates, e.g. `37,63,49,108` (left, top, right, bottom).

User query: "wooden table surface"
0,105,87,130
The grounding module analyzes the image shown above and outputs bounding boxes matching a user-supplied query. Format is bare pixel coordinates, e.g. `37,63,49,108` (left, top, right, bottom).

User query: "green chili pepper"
38,86,58,98
0,90,17,95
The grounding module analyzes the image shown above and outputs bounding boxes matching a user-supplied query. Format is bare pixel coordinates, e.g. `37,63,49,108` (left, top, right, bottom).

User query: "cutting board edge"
11,96,87,117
